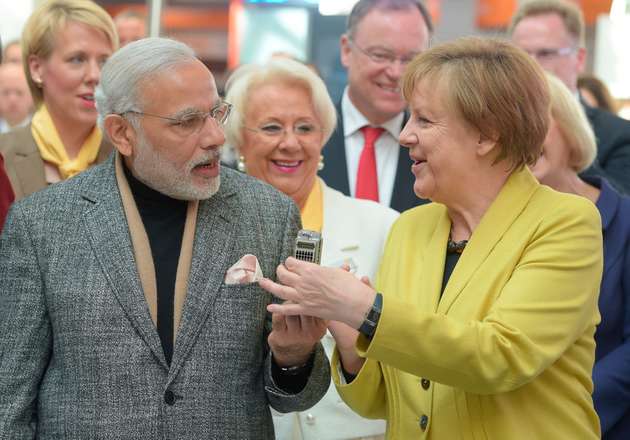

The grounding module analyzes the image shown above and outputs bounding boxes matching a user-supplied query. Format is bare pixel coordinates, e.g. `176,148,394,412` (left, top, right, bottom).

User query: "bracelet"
274,352,314,376
358,292,383,340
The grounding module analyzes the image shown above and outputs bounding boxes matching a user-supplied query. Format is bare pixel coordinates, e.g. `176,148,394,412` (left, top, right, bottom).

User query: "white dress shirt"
341,87,404,208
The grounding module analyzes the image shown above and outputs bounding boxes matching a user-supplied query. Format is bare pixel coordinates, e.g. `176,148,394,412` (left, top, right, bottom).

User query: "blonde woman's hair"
22,0,118,105
223,58,337,155
546,72,596,172
401,36,550,171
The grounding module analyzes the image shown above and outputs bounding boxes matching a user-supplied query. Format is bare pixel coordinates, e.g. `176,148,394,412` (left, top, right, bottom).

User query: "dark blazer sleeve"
0,201,52,438
0,154,14,231
263,201,331,412
582,104,630,195
592,198,630,435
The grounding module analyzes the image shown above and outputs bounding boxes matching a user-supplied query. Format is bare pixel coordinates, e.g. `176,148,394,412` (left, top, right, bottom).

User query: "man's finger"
271,313,287,331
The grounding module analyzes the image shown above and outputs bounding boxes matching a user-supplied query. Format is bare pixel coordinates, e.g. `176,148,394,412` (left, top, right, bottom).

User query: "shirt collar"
341,87,405,139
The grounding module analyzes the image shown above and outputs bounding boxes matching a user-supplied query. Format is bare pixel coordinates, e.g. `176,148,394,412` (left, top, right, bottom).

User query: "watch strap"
358,292,383,340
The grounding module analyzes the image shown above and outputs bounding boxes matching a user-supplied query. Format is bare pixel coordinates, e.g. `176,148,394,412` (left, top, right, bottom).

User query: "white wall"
0,0,35,47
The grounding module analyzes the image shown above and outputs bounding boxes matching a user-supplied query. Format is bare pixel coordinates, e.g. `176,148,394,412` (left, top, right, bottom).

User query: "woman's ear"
103,114,136,157
476,130,499,158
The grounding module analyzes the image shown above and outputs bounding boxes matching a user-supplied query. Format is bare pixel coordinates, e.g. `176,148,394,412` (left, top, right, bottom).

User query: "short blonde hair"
22,0,118,105
509,0,585,47
224,58,336,154
546,73,596,172
402,36,550,170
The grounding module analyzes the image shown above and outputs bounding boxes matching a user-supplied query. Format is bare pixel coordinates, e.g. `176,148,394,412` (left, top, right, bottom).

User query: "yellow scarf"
300,177,324,232
31,104,102,179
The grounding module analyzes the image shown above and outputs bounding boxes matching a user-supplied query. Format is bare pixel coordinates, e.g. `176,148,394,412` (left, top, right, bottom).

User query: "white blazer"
274,179,399,440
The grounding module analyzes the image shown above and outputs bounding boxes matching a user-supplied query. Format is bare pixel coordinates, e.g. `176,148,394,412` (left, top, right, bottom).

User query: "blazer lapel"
319,102,350,196
438,169,539,313
81,161,167,369
167,179,239,379
5,134,46,199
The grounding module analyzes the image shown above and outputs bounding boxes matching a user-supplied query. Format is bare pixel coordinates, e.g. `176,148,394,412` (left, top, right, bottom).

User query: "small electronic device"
293,230,322,265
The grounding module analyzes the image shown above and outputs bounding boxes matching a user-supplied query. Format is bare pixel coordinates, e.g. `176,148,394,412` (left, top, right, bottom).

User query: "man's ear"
340,34,352,69
103,114,136,157
576,46,587,74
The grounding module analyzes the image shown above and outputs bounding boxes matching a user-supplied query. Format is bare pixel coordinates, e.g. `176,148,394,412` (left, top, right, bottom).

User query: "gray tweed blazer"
0,156,330,439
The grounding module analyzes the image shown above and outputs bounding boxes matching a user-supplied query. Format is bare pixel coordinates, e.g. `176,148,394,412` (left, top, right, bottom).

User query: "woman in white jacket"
224,58,397,440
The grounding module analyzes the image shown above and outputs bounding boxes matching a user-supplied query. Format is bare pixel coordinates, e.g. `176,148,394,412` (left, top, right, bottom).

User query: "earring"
237,155,247,173
317,155,324,171
33,78,43,88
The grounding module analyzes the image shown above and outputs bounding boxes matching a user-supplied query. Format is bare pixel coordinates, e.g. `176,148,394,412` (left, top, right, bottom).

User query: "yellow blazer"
0,124,112,201
333,168,603,439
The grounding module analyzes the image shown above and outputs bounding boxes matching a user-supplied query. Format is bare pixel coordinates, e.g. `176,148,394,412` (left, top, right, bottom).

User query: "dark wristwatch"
358,293,383,340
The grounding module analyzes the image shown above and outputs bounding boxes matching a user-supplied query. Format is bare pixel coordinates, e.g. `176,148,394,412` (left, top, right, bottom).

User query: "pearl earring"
237,156,247,173
317,155,324,171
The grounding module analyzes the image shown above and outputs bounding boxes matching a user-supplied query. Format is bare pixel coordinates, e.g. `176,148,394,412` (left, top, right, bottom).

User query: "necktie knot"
360,126,384,147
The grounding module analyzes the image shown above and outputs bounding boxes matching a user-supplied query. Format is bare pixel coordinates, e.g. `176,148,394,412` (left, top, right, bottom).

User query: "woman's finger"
258,278,297,302
276,263,301,288
267,301,305,316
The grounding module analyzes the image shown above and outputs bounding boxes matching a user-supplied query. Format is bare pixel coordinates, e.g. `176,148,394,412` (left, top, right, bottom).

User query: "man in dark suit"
510,0,630,194
0,38,329,439
319,0,434,212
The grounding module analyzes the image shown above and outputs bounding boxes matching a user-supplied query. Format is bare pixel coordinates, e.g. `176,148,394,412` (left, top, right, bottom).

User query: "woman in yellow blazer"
260,37,604,439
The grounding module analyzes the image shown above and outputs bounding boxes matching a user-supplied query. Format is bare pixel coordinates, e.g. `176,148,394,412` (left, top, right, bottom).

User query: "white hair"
95,37,196,129
223,58,337,155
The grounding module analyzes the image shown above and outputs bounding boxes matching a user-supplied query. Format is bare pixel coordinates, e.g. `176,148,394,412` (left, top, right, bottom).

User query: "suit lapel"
319,102,350,196
438,169,539,313
5,133,46,199
167,178,239,379
81,160,167,369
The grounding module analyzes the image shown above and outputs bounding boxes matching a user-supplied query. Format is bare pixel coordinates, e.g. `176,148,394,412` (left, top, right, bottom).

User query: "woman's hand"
259,257,376,329
268,311,327,367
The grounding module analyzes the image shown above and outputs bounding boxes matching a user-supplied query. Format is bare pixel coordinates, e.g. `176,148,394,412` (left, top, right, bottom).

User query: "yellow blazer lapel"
438,168,540,313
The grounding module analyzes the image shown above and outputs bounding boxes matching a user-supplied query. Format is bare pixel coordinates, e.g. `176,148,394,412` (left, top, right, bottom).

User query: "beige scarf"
115,153,198,342
31,104,102,179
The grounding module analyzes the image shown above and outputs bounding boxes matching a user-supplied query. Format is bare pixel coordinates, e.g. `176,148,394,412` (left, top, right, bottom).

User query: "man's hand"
268,310,327,367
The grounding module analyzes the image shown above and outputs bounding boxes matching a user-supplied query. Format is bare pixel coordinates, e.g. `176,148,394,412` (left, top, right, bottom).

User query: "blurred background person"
0,63,34,133
0,153,13,232
578,74,620,115
319,0,433,212
0,38,15,231
531,72,630,440
509,0,630,195
114,9,147,47
225,57,397,440
260,37,603,439
2,40,23,65
0,0,117,201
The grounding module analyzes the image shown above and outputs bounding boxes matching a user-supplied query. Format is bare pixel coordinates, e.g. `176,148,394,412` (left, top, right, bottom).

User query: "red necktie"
356,126,384,202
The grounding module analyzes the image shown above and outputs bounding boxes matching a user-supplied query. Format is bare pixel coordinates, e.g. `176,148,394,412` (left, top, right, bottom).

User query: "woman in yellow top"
260,37,604,439
0,0,117,200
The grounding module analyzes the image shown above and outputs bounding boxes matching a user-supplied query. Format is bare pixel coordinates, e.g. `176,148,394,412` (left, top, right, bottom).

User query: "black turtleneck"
123,163,186,366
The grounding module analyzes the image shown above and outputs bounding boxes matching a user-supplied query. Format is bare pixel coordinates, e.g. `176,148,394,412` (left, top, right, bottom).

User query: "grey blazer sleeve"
262,201,331,412
0,204,52,439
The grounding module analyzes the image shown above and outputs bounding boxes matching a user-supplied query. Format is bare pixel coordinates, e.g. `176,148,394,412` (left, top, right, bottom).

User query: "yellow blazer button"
421,378,430,390
419,414,429,431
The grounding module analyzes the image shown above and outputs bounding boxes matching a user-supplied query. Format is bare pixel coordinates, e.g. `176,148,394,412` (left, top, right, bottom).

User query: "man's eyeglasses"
120,101,232,137
525,46,577,61
244,122,323,141
349,38,419,66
